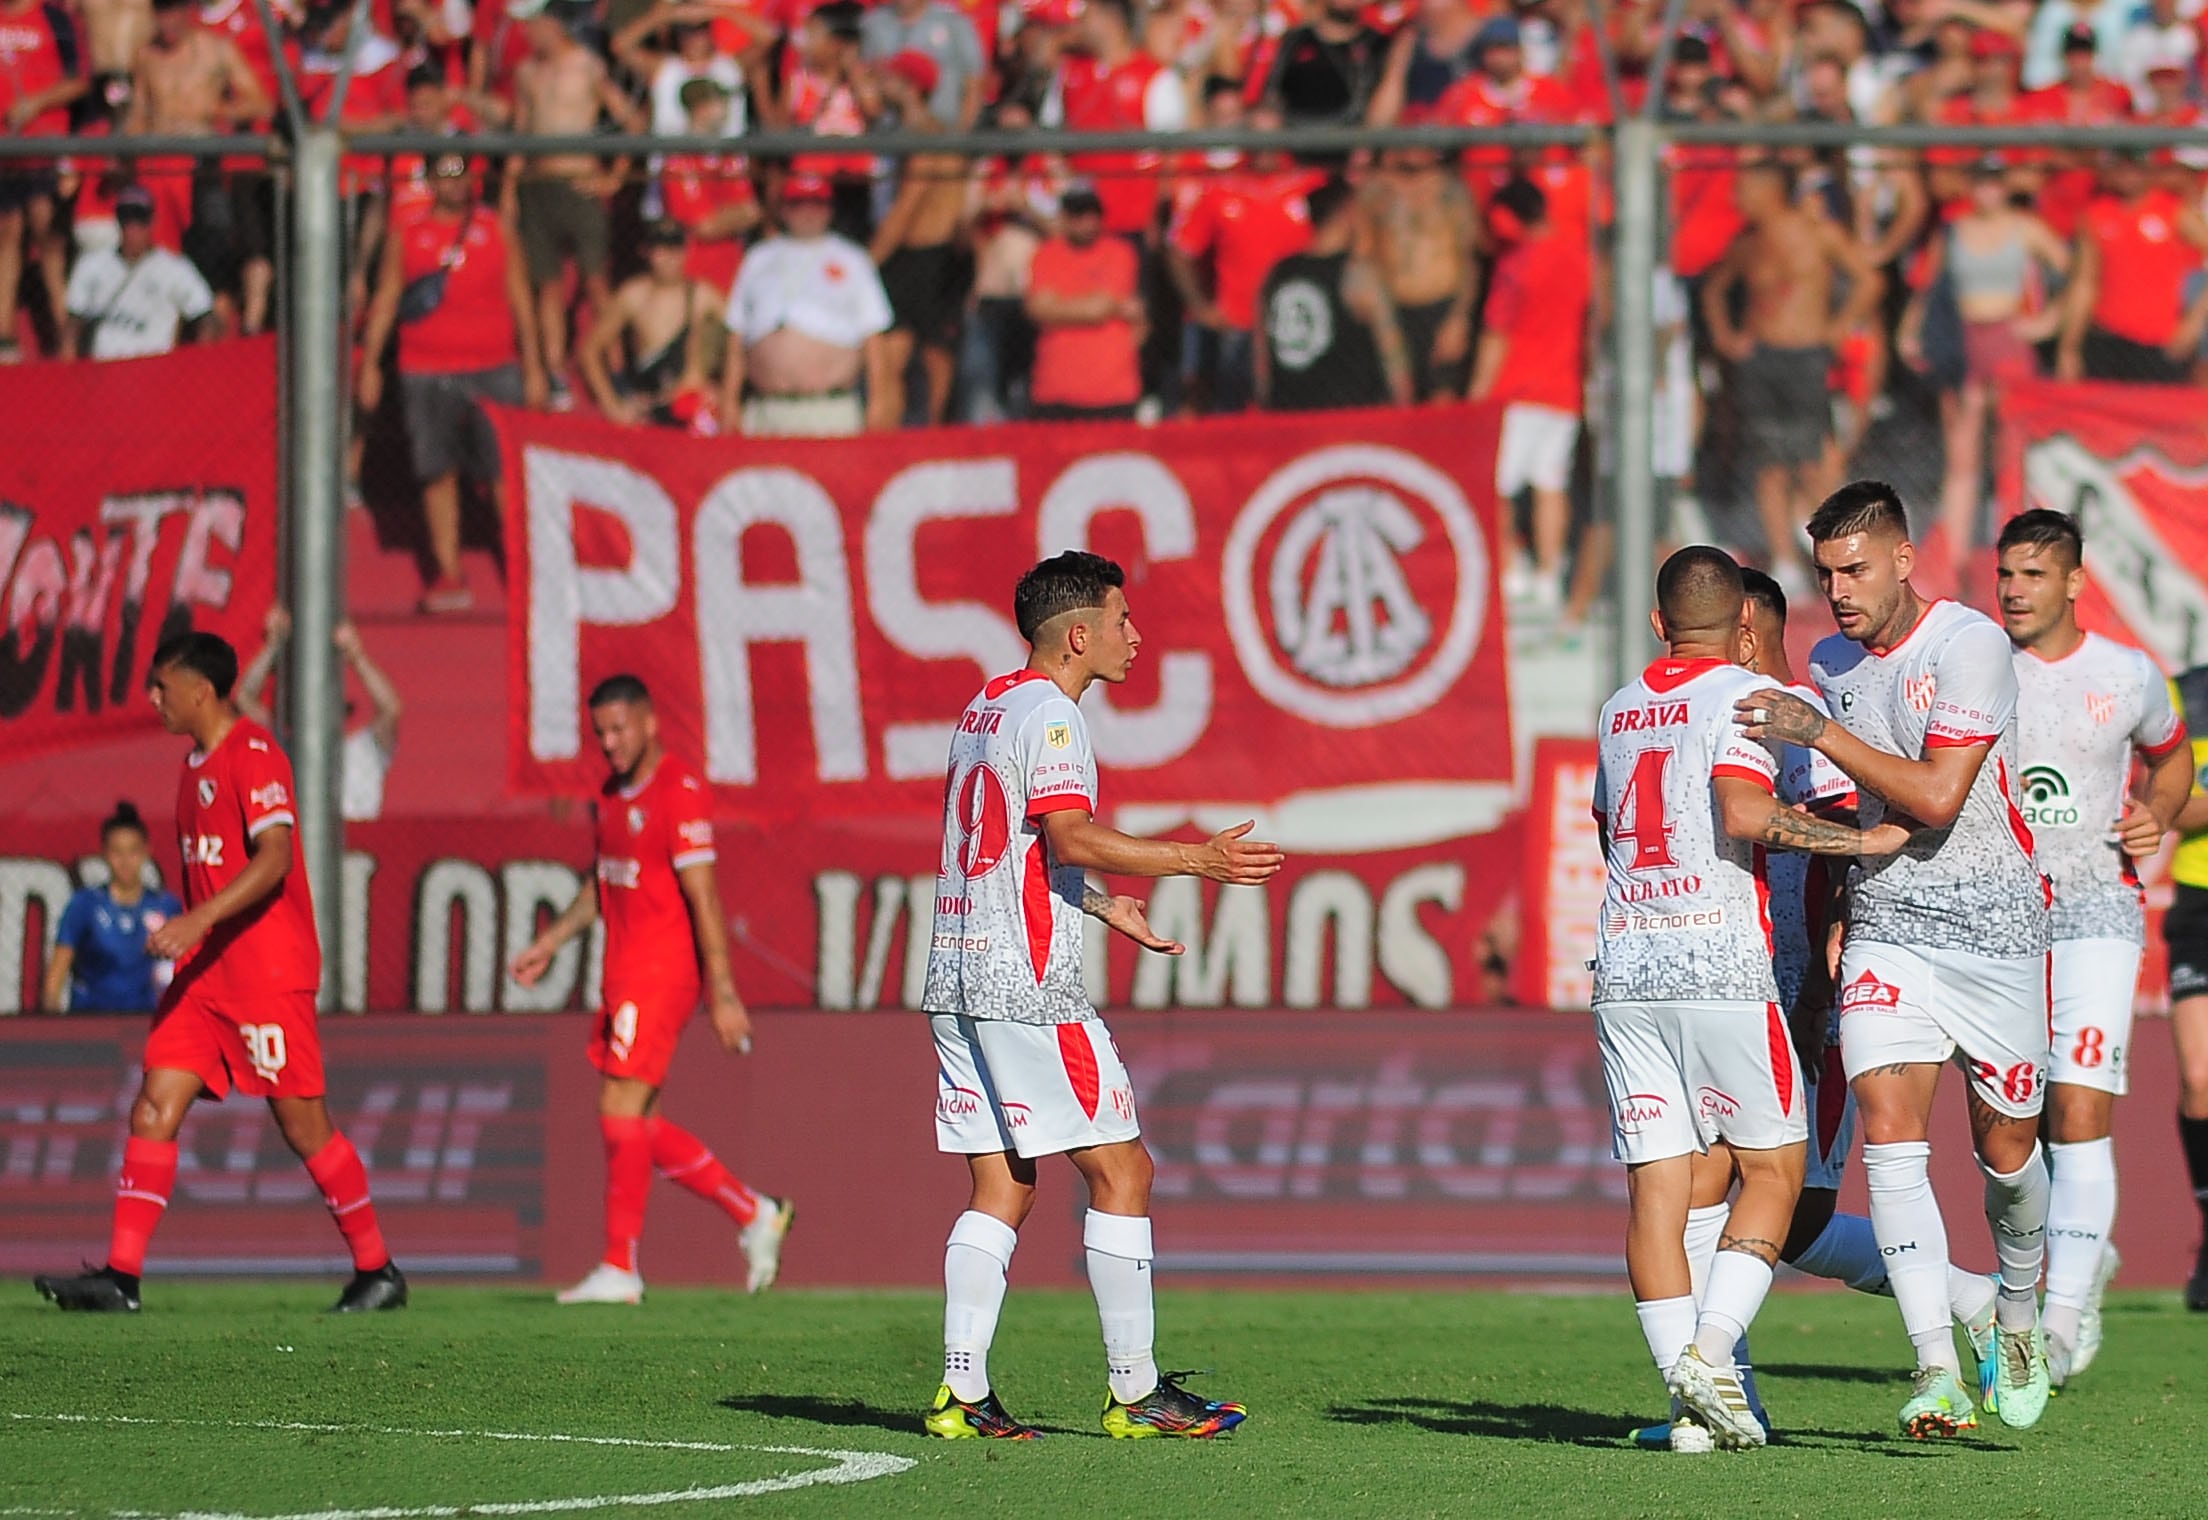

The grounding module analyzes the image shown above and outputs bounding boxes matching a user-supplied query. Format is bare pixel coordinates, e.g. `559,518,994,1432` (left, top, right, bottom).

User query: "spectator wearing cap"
357,153,548,614
861,0,985,128
761,0,877,242
511,0,645,410
1366,0,1483,126
1256,175,1410,413
62,184,219,360
870,52,968,424
2024,0,2129,92
613,0,760,138
0,0,84,362
1258,0,1387,128
1433,15,1578,200
660,77,761,294
2118,0,2197,115
581,219,721,429
1025,181,1145,419
2059,150,2208,384
719,172,894,435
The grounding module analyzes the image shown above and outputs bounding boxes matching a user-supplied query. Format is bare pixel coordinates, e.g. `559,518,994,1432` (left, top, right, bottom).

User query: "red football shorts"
589,985,697,1087
144,988,327,1100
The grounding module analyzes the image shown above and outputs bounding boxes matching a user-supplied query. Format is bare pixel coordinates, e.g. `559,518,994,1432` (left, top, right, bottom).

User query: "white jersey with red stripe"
1591,658,1783,1006
1769,682,1857,1010
2014,632,2185,945
1811,598,2050,958
924,670,1099,1025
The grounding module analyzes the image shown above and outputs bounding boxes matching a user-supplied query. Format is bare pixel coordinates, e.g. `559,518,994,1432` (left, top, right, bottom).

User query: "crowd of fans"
3,0,2208,612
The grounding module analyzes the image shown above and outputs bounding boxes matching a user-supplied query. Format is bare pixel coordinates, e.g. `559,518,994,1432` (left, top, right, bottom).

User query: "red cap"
784,171,833,202
885,48,941,97
1969,28,2021,60
1021,0,1083,25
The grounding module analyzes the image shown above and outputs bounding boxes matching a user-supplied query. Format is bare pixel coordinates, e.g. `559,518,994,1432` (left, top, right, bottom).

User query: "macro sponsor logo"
1610,702,1690,735
2020,765,2079,828
1839,969,1902,1012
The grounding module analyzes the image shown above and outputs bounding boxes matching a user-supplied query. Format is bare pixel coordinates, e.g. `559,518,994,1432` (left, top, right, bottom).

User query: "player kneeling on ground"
1595,548,1909,1451
35,633,406,1314
923,551,1282,1440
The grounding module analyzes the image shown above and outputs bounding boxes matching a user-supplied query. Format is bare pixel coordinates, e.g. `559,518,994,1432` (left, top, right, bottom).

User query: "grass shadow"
716,1392,1095,1441
1329,1397,2021,1457
1756,1362,1904,1386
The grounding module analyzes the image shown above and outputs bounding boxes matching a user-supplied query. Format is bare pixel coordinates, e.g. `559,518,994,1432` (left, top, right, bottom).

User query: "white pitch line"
2,1414,918,1520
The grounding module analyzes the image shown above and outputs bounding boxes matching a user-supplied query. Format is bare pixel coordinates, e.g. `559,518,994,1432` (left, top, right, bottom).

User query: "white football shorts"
1496,402,1581,497
2048,936,2142,1096
1837,940,2050,1119
932,1013,1140,1159
1594,998,1808,1165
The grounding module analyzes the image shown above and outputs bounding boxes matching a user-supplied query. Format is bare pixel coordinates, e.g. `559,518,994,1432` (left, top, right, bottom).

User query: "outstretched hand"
1193,821,1285,885
1094,893,1184,955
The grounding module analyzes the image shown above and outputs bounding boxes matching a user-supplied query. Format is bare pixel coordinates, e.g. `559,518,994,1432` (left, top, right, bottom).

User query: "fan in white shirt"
63,187,219,361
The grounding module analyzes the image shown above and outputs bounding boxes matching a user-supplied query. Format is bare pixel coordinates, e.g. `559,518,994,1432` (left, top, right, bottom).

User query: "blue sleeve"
55,889,94,950
151,890,184,918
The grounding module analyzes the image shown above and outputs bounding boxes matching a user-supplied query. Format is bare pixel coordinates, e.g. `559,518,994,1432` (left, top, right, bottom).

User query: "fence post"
1610,114,1661,691
289,127,347,1011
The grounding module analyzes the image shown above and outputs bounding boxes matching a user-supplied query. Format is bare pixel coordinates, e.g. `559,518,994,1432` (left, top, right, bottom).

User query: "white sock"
1635,1294,1698,1380
943,1210,1017,1402
1863,1141,1961,1373
1949,1264,1998,1326
1684,1203,1729,1304
1694,1251,1775,1363
1787,1212,1889,1294
2044,1136,2115,1346
1084,1210,1158,1405
1981,1143,2050,1333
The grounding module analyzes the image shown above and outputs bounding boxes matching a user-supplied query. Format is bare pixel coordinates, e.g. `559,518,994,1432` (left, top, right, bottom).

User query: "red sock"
304,1133,392,1273
601,1115,652,1272
107,1136,179,1277
647,1116,760,1226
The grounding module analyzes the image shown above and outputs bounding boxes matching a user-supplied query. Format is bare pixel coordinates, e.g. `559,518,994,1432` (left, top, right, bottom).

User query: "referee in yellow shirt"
2167,668,2208,1310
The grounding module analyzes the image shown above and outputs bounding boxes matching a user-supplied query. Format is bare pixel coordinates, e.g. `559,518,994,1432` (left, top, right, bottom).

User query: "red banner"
0,340,279,760
5,814,1523,1014
1515,738,1601,1012
494,407,1512,824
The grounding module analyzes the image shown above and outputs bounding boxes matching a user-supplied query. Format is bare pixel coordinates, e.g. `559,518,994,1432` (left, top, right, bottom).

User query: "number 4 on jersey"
1614,749,1677,870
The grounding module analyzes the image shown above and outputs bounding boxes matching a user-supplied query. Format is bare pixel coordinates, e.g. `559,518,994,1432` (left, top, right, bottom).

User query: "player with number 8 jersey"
34,632,406,1316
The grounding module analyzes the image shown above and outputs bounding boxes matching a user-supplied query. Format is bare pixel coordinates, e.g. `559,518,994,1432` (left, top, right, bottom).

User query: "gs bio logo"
2020,764,2079,828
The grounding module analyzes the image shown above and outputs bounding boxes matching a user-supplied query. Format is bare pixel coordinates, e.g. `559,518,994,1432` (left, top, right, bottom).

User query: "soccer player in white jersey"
1996,509,2191,1386
921,550,1283,1442
1740,481,2057,1438
1595,548,1908,1452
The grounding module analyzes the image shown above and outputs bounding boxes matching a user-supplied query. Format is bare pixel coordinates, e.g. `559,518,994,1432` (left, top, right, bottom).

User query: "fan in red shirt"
1929,30,2043,210
2057,150,2208,384
1434,17,1579,200
512,675,794,1305
0,0,85,359
33,633,406,1316
2023,24,2133,237
1054,0,1188,239
660,76,759,292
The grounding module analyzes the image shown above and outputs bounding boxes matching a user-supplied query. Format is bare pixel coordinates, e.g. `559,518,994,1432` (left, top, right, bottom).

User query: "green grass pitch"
4,1283,2205,1518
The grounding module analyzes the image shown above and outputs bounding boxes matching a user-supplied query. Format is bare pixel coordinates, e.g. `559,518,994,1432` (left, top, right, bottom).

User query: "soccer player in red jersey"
512,675,793,1303
34,633,406,1314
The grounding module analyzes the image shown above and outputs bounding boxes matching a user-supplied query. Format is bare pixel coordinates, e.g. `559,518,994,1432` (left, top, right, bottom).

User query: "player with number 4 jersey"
34,633,406,1316
1997,510,2191,1388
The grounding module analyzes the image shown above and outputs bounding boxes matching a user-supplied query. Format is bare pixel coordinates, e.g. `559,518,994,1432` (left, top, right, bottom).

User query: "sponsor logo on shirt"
1615,1092,1668,1133
1610,702,1691,735
2020,764,2080,827
598,857,643,889
1619,873,1704,904
677,819,713,848
1904,674,1937,713
1611,906,1726,933
932,930,992,952
250,781,289,810
1839,968,1903,1012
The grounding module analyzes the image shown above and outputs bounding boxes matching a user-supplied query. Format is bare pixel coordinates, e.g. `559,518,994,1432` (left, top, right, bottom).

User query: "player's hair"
1015,551,1125,643
1305,175,1357,229
1655,545,1745,635
1807,479,1910,544
1490,176,1548,228
1740,565,1786,625
1995,508,2084,569
587,674,653,709
148,630,238,698
1088,0,1134,31
101,800,147,841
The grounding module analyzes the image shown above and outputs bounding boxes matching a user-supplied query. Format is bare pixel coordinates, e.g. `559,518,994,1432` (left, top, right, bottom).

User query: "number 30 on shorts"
241,1023,288,1083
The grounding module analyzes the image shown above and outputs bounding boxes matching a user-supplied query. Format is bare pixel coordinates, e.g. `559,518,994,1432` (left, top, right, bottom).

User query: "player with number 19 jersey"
590,756,717,1086
1591,657,1804,1164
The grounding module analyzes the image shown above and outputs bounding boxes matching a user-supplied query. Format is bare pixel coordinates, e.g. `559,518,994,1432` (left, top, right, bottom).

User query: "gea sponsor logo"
1839,969,1902,1012
1610,702,1689,735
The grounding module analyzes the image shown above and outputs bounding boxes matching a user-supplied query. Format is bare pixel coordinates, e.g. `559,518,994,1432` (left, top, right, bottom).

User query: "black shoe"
2188,1245,2208,1312
333,1262,409,1313
34,1265,141,1313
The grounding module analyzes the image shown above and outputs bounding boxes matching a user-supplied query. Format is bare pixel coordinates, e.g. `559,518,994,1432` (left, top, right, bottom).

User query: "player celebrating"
1740,482,2056,1438
34,633,406,1314
923,551,1282,1441
512,676,793,1304
1997,509,2189,1385
1594,548,1908,1452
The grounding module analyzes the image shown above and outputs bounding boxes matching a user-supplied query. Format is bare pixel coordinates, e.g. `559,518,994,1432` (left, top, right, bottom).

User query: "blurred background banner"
0,339,278,761
495,403,1513,816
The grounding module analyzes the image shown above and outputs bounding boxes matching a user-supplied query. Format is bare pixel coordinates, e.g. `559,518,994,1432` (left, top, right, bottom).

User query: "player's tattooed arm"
1081,886,1112,919
1734,688,1827,747
1718,1234,1784,1267
1083,884,1186,956
1717,778,1910,857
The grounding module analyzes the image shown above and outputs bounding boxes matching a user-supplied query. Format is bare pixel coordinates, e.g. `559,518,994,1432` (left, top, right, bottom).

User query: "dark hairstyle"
101,800,148,840
588,673,653,708
406,62,446,91
1655,545,1745,633
1203,73,1243,104
1490,175,1548,227
1304,175,1357,229
1807,479,1910,543
1672,33,1711,66
813,0,864,39
149,630,239,698
1995,507,2084,569
1014,551,1125,643
1088,0,1134,30
1740,565,1786,624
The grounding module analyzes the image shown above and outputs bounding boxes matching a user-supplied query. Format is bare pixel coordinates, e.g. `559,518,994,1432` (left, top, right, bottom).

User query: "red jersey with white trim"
595,755,716,999
1591,659,1781,1006
925,670,1099,1025
171,717,320,998
1811,599,2050,957
1769,682,1856,1009
2014,631,2185,945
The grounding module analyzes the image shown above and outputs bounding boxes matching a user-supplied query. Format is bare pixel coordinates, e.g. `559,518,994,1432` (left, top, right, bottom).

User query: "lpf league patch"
1045,722,1072,750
